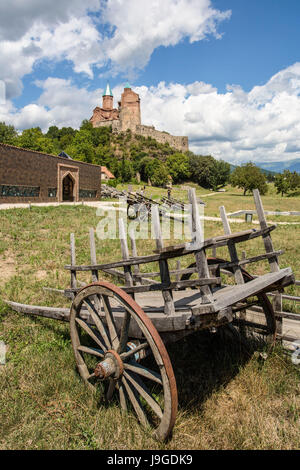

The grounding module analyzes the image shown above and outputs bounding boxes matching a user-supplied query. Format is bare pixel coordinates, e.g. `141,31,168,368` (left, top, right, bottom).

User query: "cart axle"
94,349,124,380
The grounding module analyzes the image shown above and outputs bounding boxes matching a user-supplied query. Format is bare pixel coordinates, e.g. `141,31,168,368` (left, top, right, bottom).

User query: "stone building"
90,82,189,152
0,143,101,204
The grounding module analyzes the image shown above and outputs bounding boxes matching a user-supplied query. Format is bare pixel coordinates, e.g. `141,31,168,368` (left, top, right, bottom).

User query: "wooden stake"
219,205,244,285
119,218,134,288
70,233,77,290
89,228,99,282
188,188,212,303
152,205,175,315
129,227,142,285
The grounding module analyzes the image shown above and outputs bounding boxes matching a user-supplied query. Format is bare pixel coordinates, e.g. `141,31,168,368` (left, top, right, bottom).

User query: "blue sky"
0,0,300,164
139,0,300,92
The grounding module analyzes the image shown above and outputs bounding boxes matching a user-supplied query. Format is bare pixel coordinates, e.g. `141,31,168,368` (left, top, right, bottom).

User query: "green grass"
0,185,300,449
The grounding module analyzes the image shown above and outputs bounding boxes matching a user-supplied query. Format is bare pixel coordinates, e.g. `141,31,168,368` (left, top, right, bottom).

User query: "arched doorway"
62,174,74,201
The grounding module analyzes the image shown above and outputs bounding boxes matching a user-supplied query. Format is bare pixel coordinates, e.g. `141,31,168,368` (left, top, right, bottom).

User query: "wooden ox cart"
6,189,294,441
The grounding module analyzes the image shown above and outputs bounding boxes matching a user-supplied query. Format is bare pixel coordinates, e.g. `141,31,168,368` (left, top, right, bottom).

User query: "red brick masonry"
0,143,102,203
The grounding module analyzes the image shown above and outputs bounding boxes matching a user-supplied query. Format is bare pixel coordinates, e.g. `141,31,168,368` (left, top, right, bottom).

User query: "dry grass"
0,186,299,449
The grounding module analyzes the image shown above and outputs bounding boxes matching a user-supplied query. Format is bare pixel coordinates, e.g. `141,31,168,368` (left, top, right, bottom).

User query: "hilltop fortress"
90,83,188,152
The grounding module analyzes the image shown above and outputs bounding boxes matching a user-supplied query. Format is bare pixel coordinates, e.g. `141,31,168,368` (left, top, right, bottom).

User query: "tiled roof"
101,166,115,178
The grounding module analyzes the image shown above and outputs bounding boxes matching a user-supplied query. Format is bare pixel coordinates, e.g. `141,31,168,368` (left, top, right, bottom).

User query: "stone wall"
136,125,189,152
92,119,116,129
90,119,188,151
90,107,119,128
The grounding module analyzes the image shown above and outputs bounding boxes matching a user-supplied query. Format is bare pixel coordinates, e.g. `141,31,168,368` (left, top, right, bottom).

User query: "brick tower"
102,82,113,110
119,82,141,131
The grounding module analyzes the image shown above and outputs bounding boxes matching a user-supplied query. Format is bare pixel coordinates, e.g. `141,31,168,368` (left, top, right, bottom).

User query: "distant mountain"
229,159,300,174
229,163,276,177
256,159,300,173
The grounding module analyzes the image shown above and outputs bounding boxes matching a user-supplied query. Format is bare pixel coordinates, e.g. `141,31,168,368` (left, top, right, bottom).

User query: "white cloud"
186,81,217,95
0,0,230,99
0,1,101,41
137,63,300,163
0,78,102,130
101,0,231,72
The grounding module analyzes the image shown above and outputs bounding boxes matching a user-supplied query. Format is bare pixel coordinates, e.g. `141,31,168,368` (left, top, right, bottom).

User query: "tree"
46,125,60,140
188,154,230,189
138,157,170,186
17,127,56,153
119,157,134,182
0,122,17,144
151,161,170,187
209,159,231,191
274,173,290,196
289,171,300,191
138,157,157,182
64,130,95,163
188,154,215,188
274,170,300,196
230,162,268,195
17,127,43,149
167,153,190,183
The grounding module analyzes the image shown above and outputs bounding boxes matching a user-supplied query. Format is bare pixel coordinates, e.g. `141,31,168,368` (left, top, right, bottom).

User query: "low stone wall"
136,125,188,152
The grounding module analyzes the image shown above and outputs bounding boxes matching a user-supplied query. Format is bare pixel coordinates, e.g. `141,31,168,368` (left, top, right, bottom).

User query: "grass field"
0,184,299,450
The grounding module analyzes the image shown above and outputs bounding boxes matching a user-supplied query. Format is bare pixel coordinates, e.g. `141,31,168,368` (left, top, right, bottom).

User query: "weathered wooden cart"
127,190,189,222
6,189,294,441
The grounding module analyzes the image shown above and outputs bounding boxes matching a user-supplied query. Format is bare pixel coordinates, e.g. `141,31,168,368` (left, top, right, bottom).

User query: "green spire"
124,82,131,89
102,82,113,97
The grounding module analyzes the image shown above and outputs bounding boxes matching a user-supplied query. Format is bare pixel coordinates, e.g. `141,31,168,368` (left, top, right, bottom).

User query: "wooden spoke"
118,311,131,355
106,379,117,401
75,317,107,352
101,294,120,350
77,345,104,358
118,381,127,412
122,375,149,427
124,371,163,419
83,298,111,350
70,281,177,441
124,363,162,385
120,342,149,361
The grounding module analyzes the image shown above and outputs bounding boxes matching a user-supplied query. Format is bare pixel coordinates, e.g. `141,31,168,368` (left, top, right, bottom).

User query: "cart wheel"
127,203,149,221
70,281,178,441
127,203,138,220
180,257,276,341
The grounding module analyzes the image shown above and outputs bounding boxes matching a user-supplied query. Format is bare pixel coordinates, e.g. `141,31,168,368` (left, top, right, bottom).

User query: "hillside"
0,120,184,169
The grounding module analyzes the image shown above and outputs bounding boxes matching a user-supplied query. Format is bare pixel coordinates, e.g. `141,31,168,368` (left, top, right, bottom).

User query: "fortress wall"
136,125,189,152
91,120,116,128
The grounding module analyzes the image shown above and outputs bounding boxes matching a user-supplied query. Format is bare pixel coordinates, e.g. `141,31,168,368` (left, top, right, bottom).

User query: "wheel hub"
94,349,124,380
